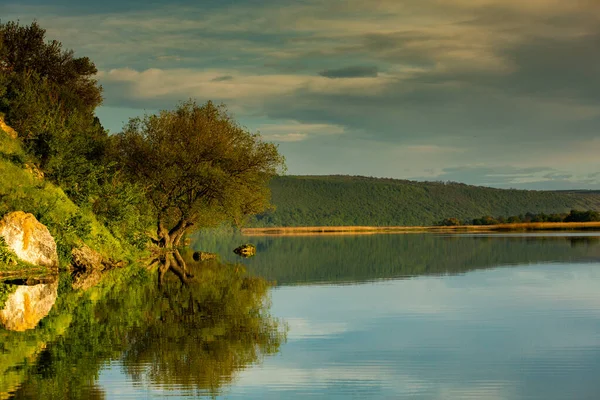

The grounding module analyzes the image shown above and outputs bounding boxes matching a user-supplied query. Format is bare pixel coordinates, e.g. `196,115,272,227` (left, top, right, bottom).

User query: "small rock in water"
193,251,217,261
233,244,256,258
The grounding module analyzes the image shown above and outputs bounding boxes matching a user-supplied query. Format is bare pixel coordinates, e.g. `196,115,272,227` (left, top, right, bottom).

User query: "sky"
3,0,600,189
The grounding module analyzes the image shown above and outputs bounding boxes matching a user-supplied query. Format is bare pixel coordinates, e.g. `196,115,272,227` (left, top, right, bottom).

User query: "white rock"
0,211,59,268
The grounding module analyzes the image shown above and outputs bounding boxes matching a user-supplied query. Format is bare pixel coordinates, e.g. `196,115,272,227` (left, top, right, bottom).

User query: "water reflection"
121,260,284,397
0,278,58,332
192,232,600,285
2,233,600,399
1,258,285,399
226,262,600,399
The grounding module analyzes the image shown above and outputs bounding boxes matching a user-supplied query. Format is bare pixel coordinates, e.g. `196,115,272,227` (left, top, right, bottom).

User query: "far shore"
241,222,600,236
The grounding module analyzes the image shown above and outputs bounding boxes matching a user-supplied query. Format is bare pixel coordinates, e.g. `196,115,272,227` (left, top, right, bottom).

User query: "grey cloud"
211,75,234,82
319,66,379,79
23,0,600,188
414,166,600,190
587,172,600,179
427,166,554,186
543,172,574,181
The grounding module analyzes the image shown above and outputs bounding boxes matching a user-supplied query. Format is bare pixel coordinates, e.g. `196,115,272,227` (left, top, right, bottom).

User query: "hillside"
251,175,600,227
0,119,136,270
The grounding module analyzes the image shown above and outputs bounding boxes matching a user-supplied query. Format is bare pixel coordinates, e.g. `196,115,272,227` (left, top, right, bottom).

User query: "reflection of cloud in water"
228,263,600,399
285,318,348,340
235,365,431,392
234,364,518,399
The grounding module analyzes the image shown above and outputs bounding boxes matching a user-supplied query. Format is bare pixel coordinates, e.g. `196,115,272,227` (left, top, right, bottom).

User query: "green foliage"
1,69,108,196
89,171,153,249
565,209,600,222
1,20,282,257
0,21,145,249
0,141,131,266
468,209,600,225
0,21,101,112
438,217,462,226
472,215,500,225
112,100,285,245
0,236,17,266
250,176,600,227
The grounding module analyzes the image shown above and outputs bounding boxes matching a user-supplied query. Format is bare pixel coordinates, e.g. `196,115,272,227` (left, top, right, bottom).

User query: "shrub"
0,236,17,266
438,217,461,226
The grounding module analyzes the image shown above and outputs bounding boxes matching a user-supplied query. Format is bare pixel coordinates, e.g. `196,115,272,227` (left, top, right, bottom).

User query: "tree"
112,100,285,281
0,21,102,112
438,217,461,226
0,20,109,205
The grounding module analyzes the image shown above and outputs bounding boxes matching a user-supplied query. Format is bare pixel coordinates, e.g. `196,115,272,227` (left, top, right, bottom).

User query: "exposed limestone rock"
0,212,59,269
71,244,125,271
71,245,104,270
0,116,17,139
233,244,256,258
0,280,59,331
193,251,217,261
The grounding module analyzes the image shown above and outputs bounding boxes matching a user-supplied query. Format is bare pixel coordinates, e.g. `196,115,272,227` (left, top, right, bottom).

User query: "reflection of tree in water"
9,258,285,399
124,256,284,396
568,236,600,248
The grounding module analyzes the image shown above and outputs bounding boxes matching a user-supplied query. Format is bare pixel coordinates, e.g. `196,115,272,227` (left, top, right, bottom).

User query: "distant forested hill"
250,175,600,227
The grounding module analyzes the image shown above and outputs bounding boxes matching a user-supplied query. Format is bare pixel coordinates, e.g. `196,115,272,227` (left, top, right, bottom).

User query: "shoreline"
241,222,600,236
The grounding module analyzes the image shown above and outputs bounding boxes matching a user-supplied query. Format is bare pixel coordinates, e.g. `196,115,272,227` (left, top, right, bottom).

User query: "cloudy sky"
3,0,600,189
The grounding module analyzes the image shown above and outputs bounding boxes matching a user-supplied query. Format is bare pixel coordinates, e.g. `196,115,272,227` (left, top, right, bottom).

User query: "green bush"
0,236,17,266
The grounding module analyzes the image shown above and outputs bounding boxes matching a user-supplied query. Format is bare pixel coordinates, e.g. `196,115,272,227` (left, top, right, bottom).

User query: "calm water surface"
2,233,600,399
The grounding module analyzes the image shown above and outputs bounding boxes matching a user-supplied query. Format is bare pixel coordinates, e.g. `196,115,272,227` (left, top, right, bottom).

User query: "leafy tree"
438,217,461,226
112,100,285,279
0,21,109,203
0,21,101,111
0,21,152,254
565,209,600,222
507,215,522,223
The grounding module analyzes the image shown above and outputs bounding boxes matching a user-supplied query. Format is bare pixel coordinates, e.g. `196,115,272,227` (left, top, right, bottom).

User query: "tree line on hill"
249,176,600,227
438,209,600,226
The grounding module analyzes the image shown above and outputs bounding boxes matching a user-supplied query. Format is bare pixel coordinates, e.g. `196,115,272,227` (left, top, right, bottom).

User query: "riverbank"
242,222,600,236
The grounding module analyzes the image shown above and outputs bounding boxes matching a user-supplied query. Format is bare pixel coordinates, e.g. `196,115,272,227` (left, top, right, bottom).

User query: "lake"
2,232,600,399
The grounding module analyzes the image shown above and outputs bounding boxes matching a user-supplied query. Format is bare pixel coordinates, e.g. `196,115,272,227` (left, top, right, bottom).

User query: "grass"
241,222,600,236
0,125,133,269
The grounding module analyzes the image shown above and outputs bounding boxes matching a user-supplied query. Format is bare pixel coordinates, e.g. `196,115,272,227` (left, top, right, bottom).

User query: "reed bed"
242,222,600,236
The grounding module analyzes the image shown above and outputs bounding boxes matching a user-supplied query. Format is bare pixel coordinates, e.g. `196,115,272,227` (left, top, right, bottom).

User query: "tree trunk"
154,217,194,287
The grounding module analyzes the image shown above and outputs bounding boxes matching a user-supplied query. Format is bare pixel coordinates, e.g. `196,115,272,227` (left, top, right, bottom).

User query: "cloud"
285,318,348,339
97,67,391,114
211,75,234,82
415,165,600,190
319,66,378,79
6,0,600,187
257,121,345,142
